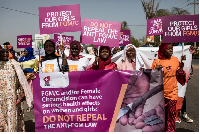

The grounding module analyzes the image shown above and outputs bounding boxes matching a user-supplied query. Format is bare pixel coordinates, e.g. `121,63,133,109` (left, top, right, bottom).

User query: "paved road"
23,59,199,132
175,58,199,132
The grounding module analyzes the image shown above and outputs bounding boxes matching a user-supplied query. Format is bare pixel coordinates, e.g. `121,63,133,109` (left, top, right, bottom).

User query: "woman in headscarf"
39,40,68,73
19,47,38,73
67,40,90,71
18,47,38,112
118,44,145,71
151,43,186,132
88,46,117,70
0,45,33,132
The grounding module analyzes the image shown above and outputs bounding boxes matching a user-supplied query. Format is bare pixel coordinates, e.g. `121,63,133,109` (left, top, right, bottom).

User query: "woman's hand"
181,55,186,62
113,67,118,71
139,68,145,71
58,43,65,55
94,56,99,66
155,65,164,70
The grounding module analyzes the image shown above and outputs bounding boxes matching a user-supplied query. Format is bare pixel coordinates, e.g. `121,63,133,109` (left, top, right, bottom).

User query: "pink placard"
146,17,163,36
81,18,121,47
39,4,81,34
17,35,32,48
54,34,74,49
119,30,131,45
162,15,199,43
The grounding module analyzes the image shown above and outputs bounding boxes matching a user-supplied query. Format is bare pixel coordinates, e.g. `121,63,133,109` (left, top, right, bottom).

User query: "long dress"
0,60,25,132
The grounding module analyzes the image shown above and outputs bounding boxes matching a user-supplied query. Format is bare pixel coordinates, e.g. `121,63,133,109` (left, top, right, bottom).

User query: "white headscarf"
121,44,145,70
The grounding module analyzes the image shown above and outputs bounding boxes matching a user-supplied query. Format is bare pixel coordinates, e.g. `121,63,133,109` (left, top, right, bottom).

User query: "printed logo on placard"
69,65,78,72
45,64,54,73
166,66,172,72
44,76,50,86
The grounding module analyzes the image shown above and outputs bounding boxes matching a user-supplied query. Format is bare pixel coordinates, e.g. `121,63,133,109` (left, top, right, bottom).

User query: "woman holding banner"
0,45,33,132
67,40,90,72
39,40,69,73
88,46,117,70
151,43,186,132
117,44,145,71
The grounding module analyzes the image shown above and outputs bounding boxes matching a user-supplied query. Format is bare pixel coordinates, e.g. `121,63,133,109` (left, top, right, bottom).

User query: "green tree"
155,9,171,17
171,7,190,15
121,21,130,30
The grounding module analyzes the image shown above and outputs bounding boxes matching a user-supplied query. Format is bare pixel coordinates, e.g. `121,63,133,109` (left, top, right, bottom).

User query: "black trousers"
181,96,186,113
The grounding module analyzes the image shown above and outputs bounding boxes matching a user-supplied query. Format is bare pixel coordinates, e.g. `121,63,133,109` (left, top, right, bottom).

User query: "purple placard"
54,34,74,49
81,18,121,47
146,17,163,36
119,30,131,45
39,4,81,34
17,35,32,48
163,15,199,43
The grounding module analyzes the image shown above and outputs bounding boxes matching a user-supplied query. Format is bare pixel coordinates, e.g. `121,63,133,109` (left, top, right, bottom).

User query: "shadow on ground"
25,120,35,132
176,128,195,132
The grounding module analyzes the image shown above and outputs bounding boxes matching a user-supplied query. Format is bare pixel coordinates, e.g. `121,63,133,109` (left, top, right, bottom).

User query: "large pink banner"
146,17,163,36
39,4,81,34
32,70,165,132
81,18,121,47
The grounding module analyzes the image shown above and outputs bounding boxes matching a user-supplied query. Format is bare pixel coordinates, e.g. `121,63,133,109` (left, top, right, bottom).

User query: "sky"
0,0,199,51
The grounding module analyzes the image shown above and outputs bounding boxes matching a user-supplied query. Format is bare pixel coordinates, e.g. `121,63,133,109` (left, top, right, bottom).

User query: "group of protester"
0,39,195,132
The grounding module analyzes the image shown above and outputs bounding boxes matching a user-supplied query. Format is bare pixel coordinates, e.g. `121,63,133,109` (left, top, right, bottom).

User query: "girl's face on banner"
45,42,54,55
70,44,79,57
100,48,109,60
126,47,136,59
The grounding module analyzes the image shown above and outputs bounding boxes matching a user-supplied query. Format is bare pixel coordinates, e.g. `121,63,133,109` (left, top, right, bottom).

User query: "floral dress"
0,60,25,132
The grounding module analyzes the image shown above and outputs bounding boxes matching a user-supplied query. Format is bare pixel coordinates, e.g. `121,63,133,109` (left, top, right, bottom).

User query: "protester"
87,47,95,55
39,40,69,73
117,44,145,70
174,44,195,123
88,46,117,70
19,47,38,73
0,45,33,132
112,47,121,55
67,41,90,71
120,46,125,50
3,42,14,59
151,43,186,132
18,47,38,111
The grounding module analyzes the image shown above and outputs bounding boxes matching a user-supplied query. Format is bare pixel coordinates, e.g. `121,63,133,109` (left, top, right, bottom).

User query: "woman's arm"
33,58,39,73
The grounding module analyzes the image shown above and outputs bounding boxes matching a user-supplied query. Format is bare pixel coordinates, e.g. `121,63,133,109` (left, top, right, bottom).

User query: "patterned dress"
0,60,25,132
